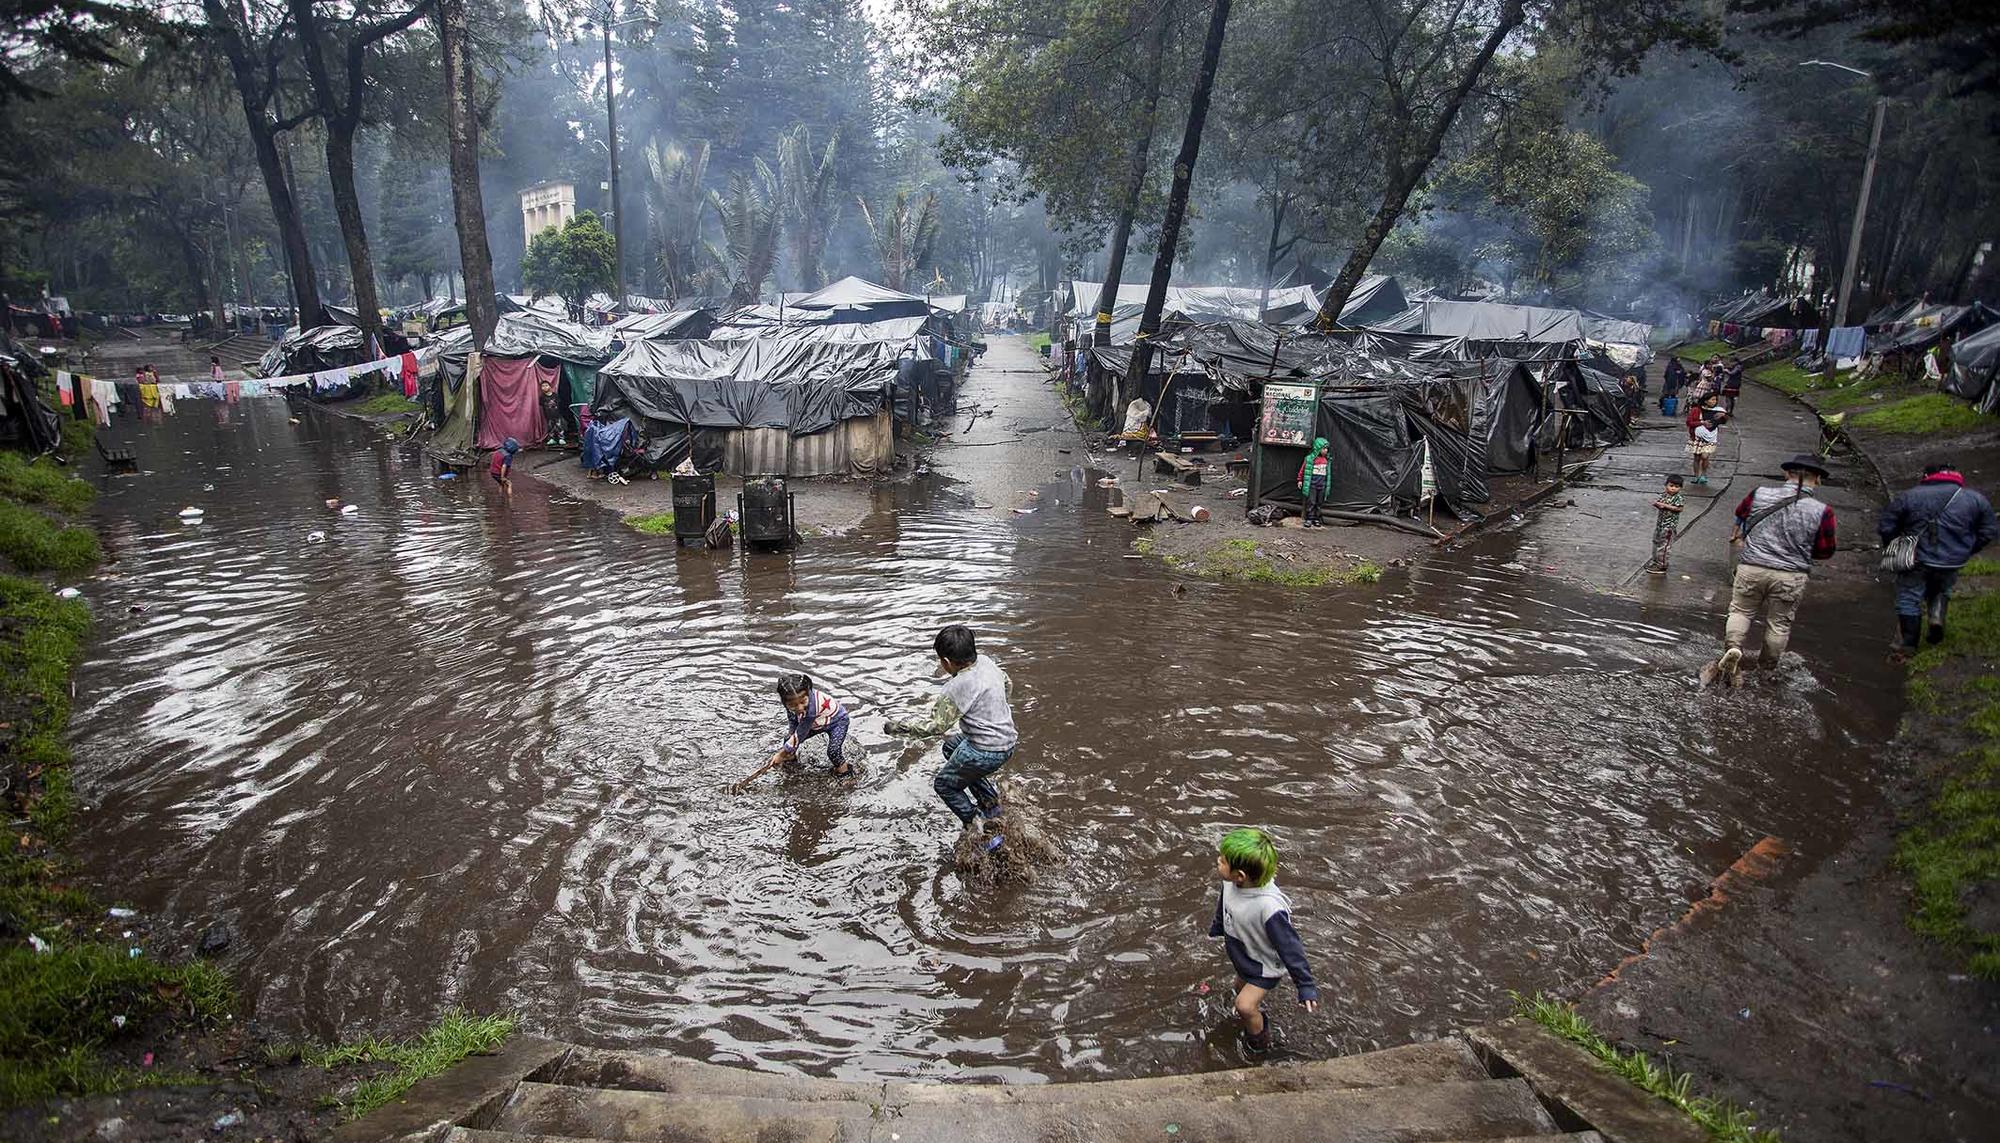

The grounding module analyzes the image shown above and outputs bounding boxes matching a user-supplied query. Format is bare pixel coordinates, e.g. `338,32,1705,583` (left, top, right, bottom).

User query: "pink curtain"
476,356,552,449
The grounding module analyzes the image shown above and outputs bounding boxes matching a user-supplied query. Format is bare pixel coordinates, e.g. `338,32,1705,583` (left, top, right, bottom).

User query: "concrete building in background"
521,182,576,244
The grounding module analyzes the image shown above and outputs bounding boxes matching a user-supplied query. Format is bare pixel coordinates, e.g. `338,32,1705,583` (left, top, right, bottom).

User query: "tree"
713,162,781,303
522,211,617,313
0,1,163,106
644,138,718,300
435,0,496,346
858,189,940,291
375,148,451,300
775,125,840,291
286,0,428,339
1121,0,1233,406
199,0,327,326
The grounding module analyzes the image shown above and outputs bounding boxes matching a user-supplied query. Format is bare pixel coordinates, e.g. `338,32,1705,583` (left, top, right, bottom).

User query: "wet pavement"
68,338,1904,1084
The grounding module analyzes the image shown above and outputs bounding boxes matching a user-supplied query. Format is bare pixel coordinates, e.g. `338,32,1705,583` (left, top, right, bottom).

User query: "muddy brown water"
73,401,1901,1084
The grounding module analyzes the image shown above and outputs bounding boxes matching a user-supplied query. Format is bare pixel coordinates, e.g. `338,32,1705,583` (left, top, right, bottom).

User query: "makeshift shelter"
1868,302,1995,356
609,308,715,342
256,324,369,381
1944,322,2000,415
591,338,898,477
0,341,61,454
1706,291,1820,331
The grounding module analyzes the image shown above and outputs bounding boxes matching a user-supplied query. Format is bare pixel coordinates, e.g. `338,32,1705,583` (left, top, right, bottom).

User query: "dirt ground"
1566,378,2000,1143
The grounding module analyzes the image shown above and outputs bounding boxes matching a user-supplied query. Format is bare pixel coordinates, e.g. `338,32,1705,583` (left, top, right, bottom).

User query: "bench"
92,433,136,467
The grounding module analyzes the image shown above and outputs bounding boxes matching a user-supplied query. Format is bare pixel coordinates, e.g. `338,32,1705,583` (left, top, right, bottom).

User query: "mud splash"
69,393,1900,1084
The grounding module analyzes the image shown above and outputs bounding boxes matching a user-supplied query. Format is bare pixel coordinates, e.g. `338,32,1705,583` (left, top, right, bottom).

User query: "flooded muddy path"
71,365,1902,1084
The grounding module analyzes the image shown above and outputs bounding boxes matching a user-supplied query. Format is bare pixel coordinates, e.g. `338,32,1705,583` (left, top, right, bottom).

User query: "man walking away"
1706,455,1839,686
1879,462,1997,659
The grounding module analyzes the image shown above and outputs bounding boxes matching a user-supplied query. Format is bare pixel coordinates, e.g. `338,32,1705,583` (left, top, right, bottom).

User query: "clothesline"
63,348,435,427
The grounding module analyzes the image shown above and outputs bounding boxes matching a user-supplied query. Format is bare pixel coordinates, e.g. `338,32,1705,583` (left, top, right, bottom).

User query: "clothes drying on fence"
476,355,553,449
1825,326,1866,360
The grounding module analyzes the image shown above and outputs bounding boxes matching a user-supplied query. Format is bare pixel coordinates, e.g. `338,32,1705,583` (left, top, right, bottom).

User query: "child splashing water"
1210,828,1319,1056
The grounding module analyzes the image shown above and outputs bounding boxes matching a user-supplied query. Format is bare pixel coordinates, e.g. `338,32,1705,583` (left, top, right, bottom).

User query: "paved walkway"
1505,379,1880,613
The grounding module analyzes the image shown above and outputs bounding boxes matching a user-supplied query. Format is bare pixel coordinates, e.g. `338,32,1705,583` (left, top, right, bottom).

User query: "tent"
591,338,899,476
1869,302,1996,355
1944,321,2000,415
1706,291,1820,331
256,324,368,379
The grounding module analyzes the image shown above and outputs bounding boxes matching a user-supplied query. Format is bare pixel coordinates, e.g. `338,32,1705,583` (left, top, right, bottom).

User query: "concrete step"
491,1083,876,1142
451,1130,1603,1143
489,1076,1558,1143
552,1038,1486,1107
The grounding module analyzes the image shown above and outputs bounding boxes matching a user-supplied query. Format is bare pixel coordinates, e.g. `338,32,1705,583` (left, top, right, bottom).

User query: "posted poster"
1259,382,1317,446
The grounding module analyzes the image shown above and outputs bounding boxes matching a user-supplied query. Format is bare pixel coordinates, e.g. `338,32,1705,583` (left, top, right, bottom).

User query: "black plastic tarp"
1946,321,2000,414
593,338,898,435
1471,361,1551,474
257,324,366,377
483,311,615,363
1560,364,1633,447
1255,391,1422,514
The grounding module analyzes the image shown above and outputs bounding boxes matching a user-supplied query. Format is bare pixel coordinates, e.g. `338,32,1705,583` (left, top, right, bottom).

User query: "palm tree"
857,189,940,291
712,160,782,304
644,139,718,301
775,126,840,292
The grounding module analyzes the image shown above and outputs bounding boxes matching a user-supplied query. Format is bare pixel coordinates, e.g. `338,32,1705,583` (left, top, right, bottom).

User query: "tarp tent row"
1944,321,2000,415
1706,291,1820,330
1062,275,1407,339
1866,302,1996,356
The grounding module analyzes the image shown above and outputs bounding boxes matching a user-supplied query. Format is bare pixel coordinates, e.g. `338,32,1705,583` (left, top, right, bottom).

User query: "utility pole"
1802,60,1885,329
599,3,624,309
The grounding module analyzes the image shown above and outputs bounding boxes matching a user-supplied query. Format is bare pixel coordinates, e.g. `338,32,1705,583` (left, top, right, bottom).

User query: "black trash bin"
670,473,716,544
738,474,796,549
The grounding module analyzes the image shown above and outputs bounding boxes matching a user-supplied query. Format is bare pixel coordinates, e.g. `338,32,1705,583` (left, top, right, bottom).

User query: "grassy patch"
1170,537,1381,588
623,512,675,535
0,573,237,1108
298,1009,515,1120
1850,393,1999,436
1896,585,2000,978
1516,993,1774,1142
351,394,420,417
1057,382,1106,433
1029,333,1051,353
1962,558,2000,577
1746,361,1818,398
59,420,94,460
0,454,93,516
1666,339,1733,364
0,501,99,575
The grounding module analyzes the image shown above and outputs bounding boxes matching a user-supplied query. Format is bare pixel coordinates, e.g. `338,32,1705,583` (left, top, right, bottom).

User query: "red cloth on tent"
476,356,552,449
400,352,419,398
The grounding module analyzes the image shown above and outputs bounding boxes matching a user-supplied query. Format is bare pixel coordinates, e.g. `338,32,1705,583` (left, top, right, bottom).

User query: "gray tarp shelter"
1945,321,2000,415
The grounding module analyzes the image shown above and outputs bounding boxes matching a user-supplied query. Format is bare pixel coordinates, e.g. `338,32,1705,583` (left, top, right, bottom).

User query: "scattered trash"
288,417,300,424
1867,1080,1930,1100
306,531,327,544
140,1052,153,1068
28,934,50,954
1501,561,1527,572
339,504,358,515
93,1117,129,1141
1225,488,1247,497
1096,476,1120,487
211,1109,244,1131
1166,1124,1182,1135
107,907,135,919
1012,508,1036,515
1195,982,1210,995
128,947,141,958
177,507,204,519
1736,1007,1751,1020
56,587,81,599
436,472,457,481
111,1014,126,1029
202,484,215,492
1189,506,1210,522
197,923,234,957
127,604,146,614
325,499,341,509
973,502,993,509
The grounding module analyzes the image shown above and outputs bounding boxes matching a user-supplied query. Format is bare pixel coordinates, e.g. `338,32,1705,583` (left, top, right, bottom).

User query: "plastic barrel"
740,475,793,547
671,473,716,542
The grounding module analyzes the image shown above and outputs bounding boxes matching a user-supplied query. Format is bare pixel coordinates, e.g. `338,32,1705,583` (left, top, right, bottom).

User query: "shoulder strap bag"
1881,487,1962,574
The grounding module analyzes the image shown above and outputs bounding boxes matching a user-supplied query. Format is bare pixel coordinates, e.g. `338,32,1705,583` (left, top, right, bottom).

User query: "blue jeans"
1896,566,1960,624
935,733,1011,825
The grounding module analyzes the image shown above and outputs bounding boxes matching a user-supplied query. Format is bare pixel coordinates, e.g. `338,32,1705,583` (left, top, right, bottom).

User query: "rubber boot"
1242,1021,1272,1056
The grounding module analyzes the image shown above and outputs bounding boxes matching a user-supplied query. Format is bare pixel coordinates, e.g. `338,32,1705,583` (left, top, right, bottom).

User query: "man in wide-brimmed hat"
1705,454,1839,686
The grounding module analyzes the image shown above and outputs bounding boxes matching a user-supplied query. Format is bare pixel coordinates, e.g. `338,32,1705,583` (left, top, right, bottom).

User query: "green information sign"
1259,382,1318,446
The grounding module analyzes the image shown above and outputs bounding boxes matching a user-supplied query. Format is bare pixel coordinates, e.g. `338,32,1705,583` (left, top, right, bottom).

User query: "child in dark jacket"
1209,827,1318,1055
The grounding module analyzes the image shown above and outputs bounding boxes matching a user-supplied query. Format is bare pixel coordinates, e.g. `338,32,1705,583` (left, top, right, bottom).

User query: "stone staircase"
332,1019,1705,1143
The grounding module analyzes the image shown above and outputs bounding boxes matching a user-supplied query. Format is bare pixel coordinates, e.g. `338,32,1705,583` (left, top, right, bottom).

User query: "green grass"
1850,393,2000,436
1897,585,2000,978
623,512,675,535
0,452,94,516
1666,339,1733,364
0,573,237,1108
0,500,100,574
352,394,420,417
58,421,94,463
1746,361,1817,398
1167,537,1382,588
1029,333,1052,353
1962,558,2000,577
1516,993,1775,1142
297,1009,515,1120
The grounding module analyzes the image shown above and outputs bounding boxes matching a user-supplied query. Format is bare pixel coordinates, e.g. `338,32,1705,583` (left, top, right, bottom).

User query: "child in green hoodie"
1296,437,1331,528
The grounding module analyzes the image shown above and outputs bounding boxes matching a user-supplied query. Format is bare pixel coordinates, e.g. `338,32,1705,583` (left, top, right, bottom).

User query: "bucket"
1662,396,1678,416
670,473,716,542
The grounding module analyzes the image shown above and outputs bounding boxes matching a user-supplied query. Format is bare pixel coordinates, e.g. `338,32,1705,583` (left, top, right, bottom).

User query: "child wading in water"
768,673,851,777
892,625,1018,852
488,437,520,498
1209,827,1318,1055
1646,474,1686,574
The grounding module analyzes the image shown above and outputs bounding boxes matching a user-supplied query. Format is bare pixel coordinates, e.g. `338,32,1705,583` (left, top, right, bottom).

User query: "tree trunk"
1121,0,1233,409
1312,0,1525,326
202,0,326,327
1258,189,1291,320
325,121,383,338
437,0,497,347
1086,2,1171,419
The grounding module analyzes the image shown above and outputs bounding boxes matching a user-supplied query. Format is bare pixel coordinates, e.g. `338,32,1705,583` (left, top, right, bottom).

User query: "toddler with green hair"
1209,827,1319,1055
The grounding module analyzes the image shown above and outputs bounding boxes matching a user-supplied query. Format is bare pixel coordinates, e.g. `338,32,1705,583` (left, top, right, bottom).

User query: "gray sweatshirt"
1209,881,1317,999
939,655,1019,753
